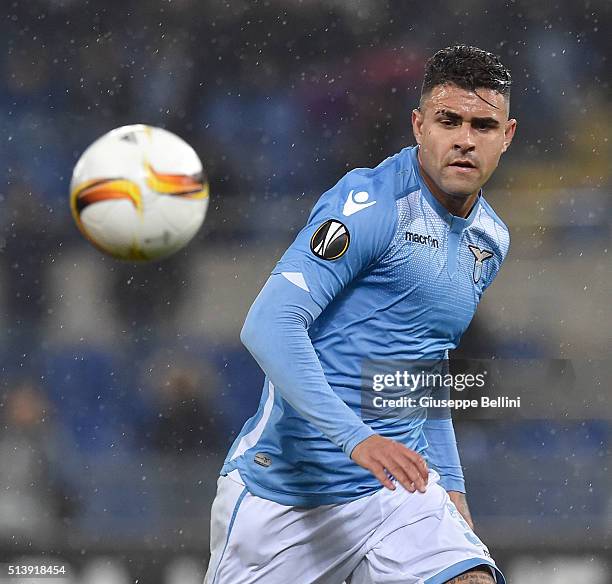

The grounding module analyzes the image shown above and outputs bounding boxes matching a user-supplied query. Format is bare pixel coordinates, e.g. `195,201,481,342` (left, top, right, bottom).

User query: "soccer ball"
70,124,209,261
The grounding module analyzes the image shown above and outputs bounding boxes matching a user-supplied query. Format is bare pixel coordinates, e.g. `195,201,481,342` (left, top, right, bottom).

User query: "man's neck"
417,153,479,219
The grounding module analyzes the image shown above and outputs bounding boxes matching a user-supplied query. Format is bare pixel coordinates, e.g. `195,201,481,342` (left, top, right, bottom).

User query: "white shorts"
204,470,505,584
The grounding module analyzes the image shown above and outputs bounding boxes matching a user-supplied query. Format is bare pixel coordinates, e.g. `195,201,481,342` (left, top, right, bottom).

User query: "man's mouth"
448,159,477,169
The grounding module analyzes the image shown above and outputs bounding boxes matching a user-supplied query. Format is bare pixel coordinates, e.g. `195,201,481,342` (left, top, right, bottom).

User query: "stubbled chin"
439,179,479,198
441,170,480,190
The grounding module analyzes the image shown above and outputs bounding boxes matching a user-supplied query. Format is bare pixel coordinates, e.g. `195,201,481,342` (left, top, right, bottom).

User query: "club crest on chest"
468,245,494,284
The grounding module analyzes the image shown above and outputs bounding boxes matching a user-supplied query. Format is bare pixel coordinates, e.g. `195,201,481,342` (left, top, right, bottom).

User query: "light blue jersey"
222,145,510,506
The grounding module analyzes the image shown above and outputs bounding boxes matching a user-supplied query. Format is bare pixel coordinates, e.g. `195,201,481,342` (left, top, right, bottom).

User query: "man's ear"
412,108,424,145
501,118,517,153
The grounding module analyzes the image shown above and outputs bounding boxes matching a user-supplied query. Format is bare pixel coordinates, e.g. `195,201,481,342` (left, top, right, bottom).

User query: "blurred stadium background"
1,0,610,582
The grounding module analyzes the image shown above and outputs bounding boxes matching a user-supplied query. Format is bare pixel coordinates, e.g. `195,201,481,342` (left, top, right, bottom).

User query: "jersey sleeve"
422,417,465,493
272,169,398,311
240,273,376,457
423,381,465,492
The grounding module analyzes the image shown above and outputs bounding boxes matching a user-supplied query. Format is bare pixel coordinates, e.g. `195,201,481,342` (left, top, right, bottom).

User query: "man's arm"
422,417,474,529
240,164,430,493
448,491,474,531
241,273,374,456
241,273,428,493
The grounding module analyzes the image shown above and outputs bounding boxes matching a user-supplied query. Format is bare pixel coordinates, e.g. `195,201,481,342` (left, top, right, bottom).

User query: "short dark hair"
421,45,511,105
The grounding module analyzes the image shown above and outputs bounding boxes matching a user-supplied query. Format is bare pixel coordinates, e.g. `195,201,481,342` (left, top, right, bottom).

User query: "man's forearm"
448,491,474,530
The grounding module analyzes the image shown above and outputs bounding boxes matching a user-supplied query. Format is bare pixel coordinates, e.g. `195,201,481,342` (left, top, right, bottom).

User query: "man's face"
412,83,517,199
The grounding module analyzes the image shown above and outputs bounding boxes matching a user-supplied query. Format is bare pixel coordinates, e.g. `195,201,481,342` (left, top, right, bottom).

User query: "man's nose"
453,123,476,152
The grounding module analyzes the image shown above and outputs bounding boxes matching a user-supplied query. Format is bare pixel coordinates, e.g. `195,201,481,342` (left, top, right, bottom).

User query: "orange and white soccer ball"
70,124,209,261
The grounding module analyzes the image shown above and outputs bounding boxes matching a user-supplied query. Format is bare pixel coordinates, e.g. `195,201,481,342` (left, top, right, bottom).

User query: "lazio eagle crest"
468,245,494,284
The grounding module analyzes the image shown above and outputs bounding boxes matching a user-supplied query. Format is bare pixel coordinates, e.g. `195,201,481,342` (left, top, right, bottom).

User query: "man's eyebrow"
435,109,500,126
472,116,500,126
435,109,462,120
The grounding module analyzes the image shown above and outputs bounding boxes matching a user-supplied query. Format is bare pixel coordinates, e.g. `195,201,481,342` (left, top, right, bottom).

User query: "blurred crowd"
0,357,248,546
0,0,610,562
2,0,610,217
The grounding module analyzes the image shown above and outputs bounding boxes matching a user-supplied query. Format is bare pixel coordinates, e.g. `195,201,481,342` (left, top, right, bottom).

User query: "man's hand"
448,491,474,530
350,435,429,493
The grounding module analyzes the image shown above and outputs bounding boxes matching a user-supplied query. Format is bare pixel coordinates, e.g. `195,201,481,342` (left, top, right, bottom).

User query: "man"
205,45,516,584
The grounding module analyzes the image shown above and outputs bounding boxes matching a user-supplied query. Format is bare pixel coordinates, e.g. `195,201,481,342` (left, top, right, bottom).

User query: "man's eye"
440,119,456,126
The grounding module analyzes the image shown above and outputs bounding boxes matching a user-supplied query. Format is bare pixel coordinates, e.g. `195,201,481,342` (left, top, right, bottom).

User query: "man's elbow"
240,289,307,358
240,295,273,357
240,310,260,353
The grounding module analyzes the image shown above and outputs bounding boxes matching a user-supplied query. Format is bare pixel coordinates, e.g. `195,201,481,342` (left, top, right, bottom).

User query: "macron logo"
343,190,376,216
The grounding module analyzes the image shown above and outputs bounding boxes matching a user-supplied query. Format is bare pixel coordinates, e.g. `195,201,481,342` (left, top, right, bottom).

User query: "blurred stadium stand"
1,0,610,582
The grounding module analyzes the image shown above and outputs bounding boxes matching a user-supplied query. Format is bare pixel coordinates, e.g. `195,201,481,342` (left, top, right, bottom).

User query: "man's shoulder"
479,196,509,233
311,146,419,219
476,196,511,257
342,145,419,197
